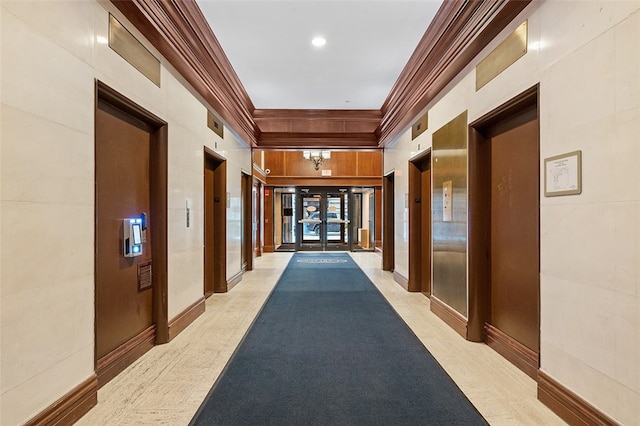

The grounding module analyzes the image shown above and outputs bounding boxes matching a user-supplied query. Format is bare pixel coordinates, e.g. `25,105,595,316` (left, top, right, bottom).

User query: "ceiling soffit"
254,109,382,149
111,0,531,150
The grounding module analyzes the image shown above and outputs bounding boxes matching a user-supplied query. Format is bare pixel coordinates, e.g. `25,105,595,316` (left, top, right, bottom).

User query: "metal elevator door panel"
420,167,432,296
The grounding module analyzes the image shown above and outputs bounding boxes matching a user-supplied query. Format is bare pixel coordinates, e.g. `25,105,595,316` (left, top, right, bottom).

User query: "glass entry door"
298,193,322,249
325,192,349,250
275,186,374,252
296,188,350,251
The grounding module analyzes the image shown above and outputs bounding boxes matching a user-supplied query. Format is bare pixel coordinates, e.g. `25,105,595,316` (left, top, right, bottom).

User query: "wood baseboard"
484,323,538,380
168,297,206,341
227,269,243,291
263,245,275,253
25,375,97,426
430,296,467,338
96,325,155,388
538,371,618,426
393,271,409,290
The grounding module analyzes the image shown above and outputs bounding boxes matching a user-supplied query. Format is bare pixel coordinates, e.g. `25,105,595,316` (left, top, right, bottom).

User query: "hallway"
76,252,563,425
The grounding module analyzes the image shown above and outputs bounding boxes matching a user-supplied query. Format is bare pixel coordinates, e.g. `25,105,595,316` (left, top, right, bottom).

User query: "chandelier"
303,150,331,170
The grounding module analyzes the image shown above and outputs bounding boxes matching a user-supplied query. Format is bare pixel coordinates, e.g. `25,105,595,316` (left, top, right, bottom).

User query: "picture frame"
544,150,582,197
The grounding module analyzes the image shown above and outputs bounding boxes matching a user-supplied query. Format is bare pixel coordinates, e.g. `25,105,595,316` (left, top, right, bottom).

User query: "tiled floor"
77,252,565,425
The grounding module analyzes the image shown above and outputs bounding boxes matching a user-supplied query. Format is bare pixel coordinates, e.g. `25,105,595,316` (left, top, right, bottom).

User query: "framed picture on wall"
544,150,582,197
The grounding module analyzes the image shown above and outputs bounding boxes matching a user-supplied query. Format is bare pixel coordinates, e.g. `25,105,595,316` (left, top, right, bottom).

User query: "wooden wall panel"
291,120,345,133
357,151,382,176
325,151,353,176
261,150,383,178
266,177,382,187
258,120,291,132
284,151,323,175
345,121,378,133
263,151,286,176
254,110,382,148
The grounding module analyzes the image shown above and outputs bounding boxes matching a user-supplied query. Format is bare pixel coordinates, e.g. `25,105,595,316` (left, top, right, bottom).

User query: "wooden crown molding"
111,0,257,147
254,109,382,149
254,109,382,121
378,0,532,147
112,0,531,150
257,134,379,150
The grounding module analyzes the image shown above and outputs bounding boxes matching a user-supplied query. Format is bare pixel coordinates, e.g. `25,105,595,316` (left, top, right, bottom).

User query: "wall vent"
138,261,152,291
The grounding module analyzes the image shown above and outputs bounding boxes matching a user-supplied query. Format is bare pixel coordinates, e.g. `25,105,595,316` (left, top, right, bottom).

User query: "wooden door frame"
263,186,275,252
204,148,227,293
253,177,263,257
95,81,169,356
374,186,383,249
382,171,395,271
408,150,431,293
241,171,253,271
468,84,539,348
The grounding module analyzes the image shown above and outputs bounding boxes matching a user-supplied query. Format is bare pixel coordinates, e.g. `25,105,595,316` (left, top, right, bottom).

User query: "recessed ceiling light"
311,37,326,47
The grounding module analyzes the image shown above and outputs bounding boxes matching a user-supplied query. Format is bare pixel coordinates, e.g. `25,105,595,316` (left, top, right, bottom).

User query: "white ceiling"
196,1,443,110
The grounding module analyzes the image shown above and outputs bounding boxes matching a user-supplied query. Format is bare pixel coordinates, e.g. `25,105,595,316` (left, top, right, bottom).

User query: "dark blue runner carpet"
190,253,487,425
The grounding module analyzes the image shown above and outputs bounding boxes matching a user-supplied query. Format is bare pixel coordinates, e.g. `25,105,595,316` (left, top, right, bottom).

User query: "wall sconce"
303,150,331,170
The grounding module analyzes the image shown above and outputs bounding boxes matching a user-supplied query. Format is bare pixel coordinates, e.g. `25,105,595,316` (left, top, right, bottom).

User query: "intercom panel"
123,217,144,257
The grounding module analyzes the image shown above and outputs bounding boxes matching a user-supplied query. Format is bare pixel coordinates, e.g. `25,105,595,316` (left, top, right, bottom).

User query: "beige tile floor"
77,252,565,425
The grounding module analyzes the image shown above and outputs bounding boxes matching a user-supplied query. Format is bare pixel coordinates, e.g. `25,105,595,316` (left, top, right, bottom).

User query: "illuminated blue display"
133,246,140,253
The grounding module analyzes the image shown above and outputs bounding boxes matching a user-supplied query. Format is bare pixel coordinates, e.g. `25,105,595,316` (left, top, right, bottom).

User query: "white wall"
383,131,411,280
537,2,639,424
0,1,251,424
383,1,639,423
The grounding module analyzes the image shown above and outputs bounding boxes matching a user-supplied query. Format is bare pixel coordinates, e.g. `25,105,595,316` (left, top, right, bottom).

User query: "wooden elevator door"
204,166,216,296
204,154,227,294
95,103,154,360
489,114,540,353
